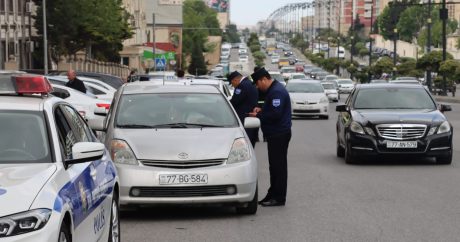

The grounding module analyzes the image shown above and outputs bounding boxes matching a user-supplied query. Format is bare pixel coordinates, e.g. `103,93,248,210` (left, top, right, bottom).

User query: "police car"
0,74,120,242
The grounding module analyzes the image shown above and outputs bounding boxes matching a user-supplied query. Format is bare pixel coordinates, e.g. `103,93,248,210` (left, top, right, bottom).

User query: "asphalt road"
121,48,460,242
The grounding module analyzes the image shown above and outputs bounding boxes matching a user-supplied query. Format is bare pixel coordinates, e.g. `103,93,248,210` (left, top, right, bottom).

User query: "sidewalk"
434,93,460,104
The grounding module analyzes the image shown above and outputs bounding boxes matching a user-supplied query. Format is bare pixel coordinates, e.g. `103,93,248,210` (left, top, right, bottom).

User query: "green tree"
183,0,221,55
397,58,423,77
188,36,207,75
439,59,460,85
377,1,416,40
418,7,457,49
417,50,453,73
223,24,240,43
34,0,132,63
371,56,394,76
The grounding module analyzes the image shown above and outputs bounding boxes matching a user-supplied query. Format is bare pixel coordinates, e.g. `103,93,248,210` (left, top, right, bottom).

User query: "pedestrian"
127,70,137,82
249,67,292,207
66,70,86,93
228,71,259,147
177,69,185,80
452,82,456,97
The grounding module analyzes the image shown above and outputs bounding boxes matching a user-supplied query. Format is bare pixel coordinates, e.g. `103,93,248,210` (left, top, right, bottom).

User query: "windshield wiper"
152,123,224,128
117,124,157,129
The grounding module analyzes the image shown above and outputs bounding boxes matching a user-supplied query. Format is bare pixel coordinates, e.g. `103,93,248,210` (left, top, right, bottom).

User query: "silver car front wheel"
109,197,120,242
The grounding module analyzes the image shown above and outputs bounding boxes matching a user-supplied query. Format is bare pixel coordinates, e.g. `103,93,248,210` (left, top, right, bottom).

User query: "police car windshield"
116,93,238,128
0,111,52,163
286,83,324,93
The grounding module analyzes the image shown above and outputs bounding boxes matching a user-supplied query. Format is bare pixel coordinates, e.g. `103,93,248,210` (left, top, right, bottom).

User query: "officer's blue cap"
227,71,242,83
251,67,270,83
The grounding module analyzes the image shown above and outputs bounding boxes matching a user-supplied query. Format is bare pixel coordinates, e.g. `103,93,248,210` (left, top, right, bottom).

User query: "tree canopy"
34,0,132,63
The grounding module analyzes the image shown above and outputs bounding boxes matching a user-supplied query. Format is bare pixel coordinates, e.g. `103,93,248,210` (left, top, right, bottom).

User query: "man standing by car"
249,67,292,207
66,70,86,93
228,71,259,147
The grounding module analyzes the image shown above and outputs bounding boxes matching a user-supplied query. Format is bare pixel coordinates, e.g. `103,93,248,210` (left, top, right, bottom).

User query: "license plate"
386,141,418,148
159,174,208,185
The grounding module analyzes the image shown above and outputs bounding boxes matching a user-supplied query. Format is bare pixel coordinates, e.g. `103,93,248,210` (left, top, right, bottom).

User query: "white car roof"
288,79,321,84
0,96,46,111
122,82,221,95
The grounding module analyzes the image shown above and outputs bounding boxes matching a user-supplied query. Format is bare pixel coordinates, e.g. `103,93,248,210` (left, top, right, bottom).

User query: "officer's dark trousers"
245,128,259,147
266,130,291,202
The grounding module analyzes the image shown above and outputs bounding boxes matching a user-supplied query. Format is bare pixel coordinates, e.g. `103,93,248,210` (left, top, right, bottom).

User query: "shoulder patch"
235,88,241,95
272,99,281,107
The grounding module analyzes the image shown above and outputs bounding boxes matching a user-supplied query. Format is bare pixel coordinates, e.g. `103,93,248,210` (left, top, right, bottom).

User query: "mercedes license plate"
386,141,418,148
159,174,208,185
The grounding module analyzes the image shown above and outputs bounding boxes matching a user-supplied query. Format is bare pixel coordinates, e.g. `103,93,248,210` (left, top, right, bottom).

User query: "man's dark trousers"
266,130,291,202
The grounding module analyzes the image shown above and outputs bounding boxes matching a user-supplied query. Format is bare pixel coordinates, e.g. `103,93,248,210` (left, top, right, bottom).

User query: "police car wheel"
58,221,71,242
108,196,120,242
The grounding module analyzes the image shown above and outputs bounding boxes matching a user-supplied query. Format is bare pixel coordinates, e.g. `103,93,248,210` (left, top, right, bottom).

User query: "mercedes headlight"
227,138,251,164
437,121,451,134
350,121,365,135
110,139,138,165
0,209,51,237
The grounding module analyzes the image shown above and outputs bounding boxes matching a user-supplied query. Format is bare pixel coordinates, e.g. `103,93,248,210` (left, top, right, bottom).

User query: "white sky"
230,0,303,27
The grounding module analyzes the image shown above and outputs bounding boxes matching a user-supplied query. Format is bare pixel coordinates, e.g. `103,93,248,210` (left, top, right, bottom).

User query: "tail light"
96,103,111,110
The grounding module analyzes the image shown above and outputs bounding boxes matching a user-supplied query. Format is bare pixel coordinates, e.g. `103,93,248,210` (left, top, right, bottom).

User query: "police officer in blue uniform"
249,67,292,207
228,71,259,147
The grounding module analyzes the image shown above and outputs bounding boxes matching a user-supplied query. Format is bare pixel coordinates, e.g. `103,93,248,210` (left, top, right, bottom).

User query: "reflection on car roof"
123,82,221,94
358,84,426,89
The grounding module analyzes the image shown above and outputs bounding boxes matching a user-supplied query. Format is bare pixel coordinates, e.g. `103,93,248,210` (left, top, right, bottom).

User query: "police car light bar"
14,75,53,95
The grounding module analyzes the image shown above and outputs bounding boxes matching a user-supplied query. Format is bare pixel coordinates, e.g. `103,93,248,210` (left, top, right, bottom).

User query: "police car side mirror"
65,142,105,168
244,117,260,129
51,89,70,99
88,118,106,132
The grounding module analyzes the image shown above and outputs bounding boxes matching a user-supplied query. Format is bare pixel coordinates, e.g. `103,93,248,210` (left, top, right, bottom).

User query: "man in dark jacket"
229,71,259,147
66,70,86,93
249,67,292,207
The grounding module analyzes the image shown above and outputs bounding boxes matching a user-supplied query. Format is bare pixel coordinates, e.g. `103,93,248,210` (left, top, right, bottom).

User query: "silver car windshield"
116,93,239,128
354,88,437,110
287,83,324,93
0,111,51,163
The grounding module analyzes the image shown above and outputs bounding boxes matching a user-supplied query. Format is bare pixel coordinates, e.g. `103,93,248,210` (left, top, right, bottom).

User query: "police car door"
55,104,109,242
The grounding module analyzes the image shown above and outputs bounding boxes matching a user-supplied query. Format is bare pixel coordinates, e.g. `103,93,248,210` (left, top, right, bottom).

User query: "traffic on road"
1,30,459,242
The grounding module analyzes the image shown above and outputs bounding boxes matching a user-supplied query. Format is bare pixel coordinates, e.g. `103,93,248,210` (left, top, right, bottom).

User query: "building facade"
119,0,148,72
0,0,35,70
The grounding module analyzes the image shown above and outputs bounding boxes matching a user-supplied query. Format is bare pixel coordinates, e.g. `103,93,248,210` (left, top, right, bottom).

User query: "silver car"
89,83,259,214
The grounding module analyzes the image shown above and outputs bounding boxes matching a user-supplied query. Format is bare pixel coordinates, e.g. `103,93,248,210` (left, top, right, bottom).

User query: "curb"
435,96,460,104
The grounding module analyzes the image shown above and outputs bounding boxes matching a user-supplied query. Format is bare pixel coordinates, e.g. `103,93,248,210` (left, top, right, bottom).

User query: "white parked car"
0,74,119,242
239,48,248,55
90,84,260,215
321,82,340,102
280,66,296,80
271,55,280,64
287,73,307,81
47,76,116,101
336,79,355,94
50,85,111,120
147,71,178,81
269,71,286,86
239,55,249,63
286,80,329,119
189,79,233,98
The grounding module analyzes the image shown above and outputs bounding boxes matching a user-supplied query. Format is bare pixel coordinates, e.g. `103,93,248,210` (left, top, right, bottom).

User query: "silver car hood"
115,128,244,160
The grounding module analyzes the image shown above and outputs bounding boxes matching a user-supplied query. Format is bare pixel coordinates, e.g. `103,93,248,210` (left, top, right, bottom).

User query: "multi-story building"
119,0,148,72
143,0,183,71
0,0,35,70
342,0,378,35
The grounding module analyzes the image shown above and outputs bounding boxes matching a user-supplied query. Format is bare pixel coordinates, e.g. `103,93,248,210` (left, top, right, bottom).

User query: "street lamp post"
43,0,48,74
441,0,448,95
336,0,342,75
426,0,432,92
368,4,374,82
393,27,397,78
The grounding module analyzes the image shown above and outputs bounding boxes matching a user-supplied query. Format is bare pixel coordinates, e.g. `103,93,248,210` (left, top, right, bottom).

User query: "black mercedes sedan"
336,84,453,164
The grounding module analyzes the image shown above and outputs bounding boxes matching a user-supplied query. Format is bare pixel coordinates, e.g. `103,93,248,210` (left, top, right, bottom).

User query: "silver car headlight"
0,209,52,237
350,121,365,135
110,139,138,165
227,138,251,164
320,97,329,103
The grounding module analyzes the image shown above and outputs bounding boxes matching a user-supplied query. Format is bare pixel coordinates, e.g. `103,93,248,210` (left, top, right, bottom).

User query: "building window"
8,0,14,13
0,0,5,12
122,57,129,66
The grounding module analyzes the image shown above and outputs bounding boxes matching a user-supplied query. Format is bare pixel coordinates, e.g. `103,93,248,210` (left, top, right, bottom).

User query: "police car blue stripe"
54,160,116,228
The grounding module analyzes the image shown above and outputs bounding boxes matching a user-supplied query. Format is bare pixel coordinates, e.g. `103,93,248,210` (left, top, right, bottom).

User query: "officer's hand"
253,107,262,113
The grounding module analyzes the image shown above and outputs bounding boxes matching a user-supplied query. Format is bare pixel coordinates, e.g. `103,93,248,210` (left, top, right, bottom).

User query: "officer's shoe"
258,194,272,205
260,199,285,207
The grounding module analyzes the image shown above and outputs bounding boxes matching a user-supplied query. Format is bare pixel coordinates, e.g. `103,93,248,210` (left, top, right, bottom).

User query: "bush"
359,48,369,57
250,44,261,53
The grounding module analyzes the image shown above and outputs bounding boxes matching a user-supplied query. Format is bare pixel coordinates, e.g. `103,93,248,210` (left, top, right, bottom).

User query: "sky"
230,0,302,27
